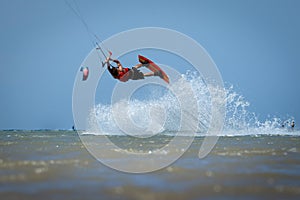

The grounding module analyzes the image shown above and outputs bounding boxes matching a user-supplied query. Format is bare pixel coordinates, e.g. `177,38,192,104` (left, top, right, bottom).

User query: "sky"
0,0,299,130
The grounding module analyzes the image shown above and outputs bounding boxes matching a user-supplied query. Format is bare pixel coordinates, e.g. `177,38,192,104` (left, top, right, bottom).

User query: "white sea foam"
84,71,297,136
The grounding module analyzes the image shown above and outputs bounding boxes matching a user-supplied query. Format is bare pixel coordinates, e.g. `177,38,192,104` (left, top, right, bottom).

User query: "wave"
86,71,296,137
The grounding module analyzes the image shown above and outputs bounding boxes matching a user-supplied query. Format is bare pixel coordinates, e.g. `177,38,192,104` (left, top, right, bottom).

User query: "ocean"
1,130,300,200
2,71,299,199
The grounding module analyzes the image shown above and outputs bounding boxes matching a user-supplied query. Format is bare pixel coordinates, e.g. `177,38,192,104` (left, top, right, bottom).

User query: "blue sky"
0,0,299,129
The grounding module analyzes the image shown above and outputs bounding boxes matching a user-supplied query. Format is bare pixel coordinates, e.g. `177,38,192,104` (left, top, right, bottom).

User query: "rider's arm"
106,60,111,69
113,59,123,71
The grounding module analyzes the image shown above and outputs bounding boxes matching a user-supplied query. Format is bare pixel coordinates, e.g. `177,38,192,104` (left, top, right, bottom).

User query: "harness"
116,68,131,82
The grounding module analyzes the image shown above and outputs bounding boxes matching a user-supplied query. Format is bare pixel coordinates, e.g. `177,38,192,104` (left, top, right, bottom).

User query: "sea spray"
88,71,296,136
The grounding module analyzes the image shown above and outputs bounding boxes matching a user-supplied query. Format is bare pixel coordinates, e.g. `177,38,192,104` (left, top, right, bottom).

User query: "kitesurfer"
105,56,163,82
291,121,295,130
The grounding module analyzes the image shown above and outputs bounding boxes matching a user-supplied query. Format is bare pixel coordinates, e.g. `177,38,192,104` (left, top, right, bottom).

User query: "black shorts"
130,68,144,80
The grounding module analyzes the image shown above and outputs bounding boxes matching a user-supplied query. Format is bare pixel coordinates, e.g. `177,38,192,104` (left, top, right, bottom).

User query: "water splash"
88,71,297,136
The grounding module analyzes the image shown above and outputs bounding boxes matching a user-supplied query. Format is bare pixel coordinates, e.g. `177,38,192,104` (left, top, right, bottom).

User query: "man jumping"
105,54,162,82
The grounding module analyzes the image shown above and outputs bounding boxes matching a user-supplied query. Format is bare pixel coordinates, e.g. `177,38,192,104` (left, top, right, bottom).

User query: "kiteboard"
138,55,169,84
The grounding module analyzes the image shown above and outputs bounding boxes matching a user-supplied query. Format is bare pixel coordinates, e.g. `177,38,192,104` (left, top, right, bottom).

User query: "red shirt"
116,68,131,82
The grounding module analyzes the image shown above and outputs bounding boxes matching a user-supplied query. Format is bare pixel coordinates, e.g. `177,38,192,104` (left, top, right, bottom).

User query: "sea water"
1,131,300,199
1,72,299,199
